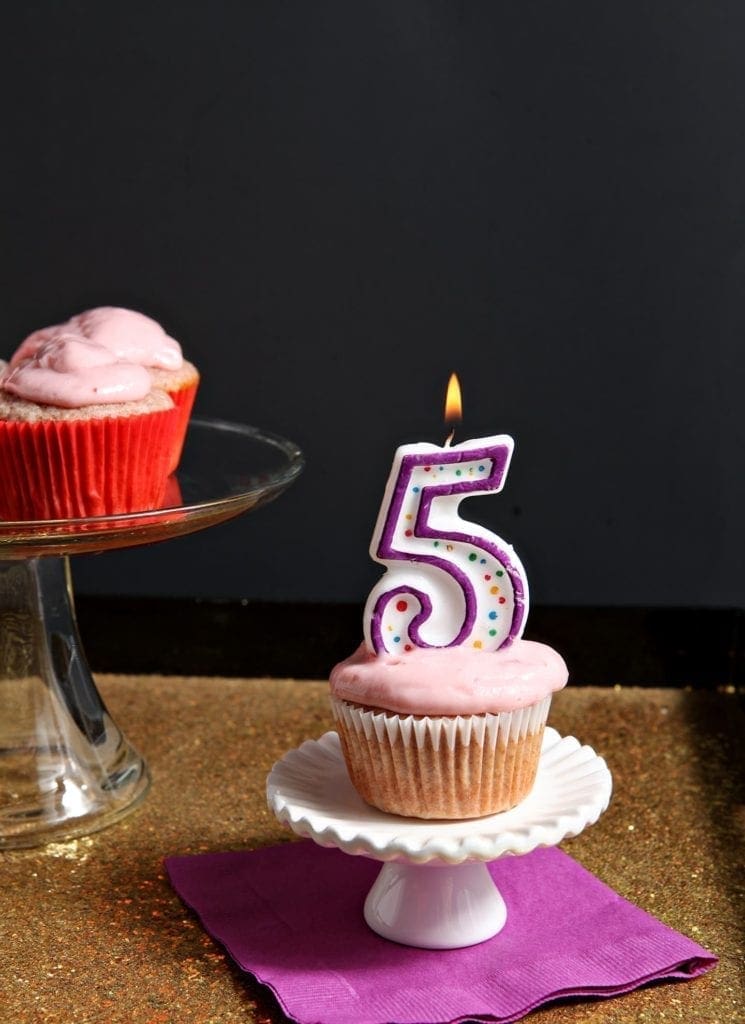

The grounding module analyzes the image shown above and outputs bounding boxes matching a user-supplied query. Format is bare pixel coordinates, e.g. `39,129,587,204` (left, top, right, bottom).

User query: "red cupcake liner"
0,406,179,521
165,380,198,473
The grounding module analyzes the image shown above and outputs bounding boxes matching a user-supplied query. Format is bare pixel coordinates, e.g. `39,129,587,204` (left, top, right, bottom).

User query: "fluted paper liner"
0,407,178,520
164,379,198,473
331,694,551,819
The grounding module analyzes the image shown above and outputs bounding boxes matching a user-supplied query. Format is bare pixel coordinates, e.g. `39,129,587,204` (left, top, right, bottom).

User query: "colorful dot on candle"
496,570,504,577
484,574,491,581
480,558,486,564
405,529,413,537
455,469,462,476
396,600,408,612
404,644,413,652
478,465,485,472
433,541,440,547
473,640,483,649
488,611,497,620
405,514,412,521
489,628,497,637
412,486,420,493
393,636,401,643
424,466,432,472
468,553,477,561
490,586,499,595
499,597,506,604
439,466,444,471
446,544,453,551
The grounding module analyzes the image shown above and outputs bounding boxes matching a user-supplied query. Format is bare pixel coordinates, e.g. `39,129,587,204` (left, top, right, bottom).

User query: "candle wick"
444,428,455,447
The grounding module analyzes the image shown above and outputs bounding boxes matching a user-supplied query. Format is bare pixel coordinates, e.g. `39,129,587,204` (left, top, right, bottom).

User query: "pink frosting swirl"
330,640,568,716
11,307,183,371
2,336,153,407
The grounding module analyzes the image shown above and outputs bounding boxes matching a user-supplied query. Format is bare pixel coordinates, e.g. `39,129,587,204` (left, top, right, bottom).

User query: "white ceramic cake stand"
267,727,612,949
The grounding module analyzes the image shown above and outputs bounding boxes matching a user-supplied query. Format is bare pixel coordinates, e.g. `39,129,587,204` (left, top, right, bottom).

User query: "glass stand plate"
0,418,303,849
0,418,303,558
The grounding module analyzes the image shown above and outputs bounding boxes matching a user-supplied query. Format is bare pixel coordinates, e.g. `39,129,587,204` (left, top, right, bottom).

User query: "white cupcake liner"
330,694,551,820
331,695,550,752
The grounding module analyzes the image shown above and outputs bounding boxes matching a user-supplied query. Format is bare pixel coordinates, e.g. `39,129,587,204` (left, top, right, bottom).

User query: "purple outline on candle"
369,443,526,653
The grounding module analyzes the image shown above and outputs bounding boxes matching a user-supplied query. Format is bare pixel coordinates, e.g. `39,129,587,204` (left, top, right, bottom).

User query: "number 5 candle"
363,375,528,655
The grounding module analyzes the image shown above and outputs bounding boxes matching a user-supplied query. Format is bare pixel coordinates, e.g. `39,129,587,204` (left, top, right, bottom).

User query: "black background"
2,2,744,614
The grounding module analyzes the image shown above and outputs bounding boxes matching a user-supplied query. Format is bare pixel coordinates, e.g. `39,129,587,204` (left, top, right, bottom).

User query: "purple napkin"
165,842,715,1024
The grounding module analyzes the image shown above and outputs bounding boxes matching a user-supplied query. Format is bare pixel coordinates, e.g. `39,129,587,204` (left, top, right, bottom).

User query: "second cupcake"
330,640,567,819
0,334,179,521
11,306,199,473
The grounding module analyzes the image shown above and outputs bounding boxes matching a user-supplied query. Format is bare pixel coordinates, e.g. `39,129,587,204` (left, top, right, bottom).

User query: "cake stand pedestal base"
0,556,148,850
364,859,507,949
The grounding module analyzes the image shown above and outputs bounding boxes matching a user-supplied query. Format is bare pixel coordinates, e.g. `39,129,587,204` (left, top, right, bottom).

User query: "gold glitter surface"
1,678,743,1024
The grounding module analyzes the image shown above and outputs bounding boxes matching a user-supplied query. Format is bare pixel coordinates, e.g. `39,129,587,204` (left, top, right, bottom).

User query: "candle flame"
444,373,462,445
445,373,462,421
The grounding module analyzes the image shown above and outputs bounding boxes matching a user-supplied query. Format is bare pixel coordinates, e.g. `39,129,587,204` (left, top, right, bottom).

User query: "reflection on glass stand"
0,419,303,849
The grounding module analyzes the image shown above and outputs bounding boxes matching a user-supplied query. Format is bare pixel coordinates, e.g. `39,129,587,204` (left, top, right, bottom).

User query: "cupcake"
0,334,178,520
11,306,199,472
330,640,567,819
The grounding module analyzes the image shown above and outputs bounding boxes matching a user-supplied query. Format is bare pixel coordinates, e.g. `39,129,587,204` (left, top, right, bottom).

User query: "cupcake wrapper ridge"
165,380,198,473
0,406,178,521
331,695,551,820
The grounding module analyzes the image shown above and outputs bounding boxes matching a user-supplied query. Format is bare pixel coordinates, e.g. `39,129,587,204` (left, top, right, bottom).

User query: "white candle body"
363,435,528,655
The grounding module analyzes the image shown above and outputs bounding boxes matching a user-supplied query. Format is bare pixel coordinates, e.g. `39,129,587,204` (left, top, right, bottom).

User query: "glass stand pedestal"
0,556,149,847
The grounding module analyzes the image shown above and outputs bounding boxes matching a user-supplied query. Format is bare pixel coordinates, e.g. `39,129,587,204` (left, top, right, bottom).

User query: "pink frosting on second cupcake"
11,306,183,372
330,639,568,716
2,336,153,407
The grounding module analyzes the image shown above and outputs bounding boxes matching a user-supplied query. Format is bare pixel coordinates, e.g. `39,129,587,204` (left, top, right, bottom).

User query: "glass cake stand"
0,418,303,849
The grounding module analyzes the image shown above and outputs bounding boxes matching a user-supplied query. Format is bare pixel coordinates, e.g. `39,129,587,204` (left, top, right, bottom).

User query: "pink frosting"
2,336,153,407
11,307,182,371
329,640,568,716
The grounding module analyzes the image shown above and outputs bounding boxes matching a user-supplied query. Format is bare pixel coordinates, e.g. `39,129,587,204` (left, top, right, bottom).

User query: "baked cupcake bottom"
331,695,551,820
164,378,198,473
150,362,199,473
0,404,177,520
